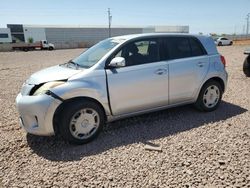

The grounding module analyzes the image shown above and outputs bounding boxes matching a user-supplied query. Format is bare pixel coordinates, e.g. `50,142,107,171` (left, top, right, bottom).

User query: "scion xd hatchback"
16,33,228,144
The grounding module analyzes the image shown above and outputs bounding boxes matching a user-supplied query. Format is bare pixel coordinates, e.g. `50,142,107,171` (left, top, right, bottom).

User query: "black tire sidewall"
60,100,104,144
195,81,223,112
243,57,250,77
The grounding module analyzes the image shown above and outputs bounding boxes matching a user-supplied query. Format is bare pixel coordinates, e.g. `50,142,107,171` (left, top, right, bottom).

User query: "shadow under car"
26,101,247,161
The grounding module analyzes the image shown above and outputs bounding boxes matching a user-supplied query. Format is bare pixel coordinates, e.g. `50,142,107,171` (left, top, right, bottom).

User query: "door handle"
155,69,167,75
197,62,205,67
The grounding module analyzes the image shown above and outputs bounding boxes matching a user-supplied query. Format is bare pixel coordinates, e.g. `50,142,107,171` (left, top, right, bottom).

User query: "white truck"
12,40,55,51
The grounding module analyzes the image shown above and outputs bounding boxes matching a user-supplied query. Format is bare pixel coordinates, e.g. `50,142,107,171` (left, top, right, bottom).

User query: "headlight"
33,81,66,96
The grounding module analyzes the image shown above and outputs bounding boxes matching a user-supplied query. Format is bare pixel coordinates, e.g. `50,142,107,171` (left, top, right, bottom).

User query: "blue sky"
0,0,249,34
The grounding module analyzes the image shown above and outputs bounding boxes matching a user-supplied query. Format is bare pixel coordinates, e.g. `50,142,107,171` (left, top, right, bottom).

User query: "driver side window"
115,39,159,66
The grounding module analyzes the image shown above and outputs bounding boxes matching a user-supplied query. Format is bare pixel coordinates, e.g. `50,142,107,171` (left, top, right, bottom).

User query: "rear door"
165,36,209,104
106,38,169,115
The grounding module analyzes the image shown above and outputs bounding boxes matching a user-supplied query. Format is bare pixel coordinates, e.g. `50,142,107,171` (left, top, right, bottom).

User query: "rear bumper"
16,93,62,136
223,71,228,93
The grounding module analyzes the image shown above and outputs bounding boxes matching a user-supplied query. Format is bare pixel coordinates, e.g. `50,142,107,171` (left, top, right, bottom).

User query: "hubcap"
69,108,100,140
203,85,220,108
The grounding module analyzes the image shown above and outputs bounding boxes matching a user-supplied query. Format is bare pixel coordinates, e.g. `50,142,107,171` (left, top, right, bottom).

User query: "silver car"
16,33,228,144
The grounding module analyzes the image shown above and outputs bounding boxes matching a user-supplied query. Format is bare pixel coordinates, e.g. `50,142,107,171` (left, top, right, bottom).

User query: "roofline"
111,33,209,40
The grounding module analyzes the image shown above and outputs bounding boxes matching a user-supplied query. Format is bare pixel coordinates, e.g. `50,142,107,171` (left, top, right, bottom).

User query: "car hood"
26,65,82,85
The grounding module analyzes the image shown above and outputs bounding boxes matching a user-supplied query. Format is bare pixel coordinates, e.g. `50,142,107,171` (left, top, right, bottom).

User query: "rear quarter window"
189,37,207,56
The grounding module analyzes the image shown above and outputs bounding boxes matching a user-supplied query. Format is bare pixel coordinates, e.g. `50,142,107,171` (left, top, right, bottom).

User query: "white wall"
23,27,46,43
154,26,189,33
142,27,155,33
0,28,12,43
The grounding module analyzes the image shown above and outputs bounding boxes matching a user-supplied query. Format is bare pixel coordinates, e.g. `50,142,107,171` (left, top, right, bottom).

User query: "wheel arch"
205,77,225,93
195,76,225,102
203,77,225,92
53,96,107,135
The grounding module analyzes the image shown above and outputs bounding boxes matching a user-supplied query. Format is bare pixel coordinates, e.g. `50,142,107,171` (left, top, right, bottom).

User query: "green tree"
28,37,34,43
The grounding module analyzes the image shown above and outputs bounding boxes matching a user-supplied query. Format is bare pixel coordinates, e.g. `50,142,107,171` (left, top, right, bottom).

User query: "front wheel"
195,81,223,112
59,100,105,144
48,46,54,50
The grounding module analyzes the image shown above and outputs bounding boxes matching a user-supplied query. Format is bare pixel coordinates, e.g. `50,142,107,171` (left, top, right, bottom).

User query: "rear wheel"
229,41,233,45
59,100,104,144
195,80,223,112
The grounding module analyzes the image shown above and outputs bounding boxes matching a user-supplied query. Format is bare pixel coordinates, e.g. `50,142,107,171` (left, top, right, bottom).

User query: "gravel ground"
0,46,249,187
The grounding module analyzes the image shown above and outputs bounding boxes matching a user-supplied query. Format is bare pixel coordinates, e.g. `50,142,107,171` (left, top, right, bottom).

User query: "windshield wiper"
68,60,79,69
61,59,81,69
60,59,89,69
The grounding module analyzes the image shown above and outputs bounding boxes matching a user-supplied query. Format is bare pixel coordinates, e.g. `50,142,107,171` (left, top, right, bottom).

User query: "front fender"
50,80,111,116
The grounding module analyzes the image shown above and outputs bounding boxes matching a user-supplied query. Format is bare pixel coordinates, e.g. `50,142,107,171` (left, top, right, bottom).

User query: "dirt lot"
233,39,250,45
0,46,249,187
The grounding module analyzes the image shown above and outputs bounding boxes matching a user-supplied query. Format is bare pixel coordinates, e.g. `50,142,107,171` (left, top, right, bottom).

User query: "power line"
246,13,250,35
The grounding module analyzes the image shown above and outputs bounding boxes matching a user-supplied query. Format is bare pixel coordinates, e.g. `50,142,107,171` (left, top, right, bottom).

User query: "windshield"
72,38,121,68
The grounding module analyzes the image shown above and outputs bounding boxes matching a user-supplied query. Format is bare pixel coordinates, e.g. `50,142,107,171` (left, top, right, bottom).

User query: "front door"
106,38,169,116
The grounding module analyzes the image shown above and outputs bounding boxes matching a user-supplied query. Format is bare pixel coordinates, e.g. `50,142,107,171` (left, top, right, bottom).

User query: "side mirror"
108,57,126,68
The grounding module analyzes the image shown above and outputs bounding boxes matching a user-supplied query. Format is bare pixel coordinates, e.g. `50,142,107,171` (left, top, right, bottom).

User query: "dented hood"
26,65,82,85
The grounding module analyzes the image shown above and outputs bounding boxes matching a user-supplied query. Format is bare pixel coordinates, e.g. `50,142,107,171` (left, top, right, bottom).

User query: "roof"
111,33,209,41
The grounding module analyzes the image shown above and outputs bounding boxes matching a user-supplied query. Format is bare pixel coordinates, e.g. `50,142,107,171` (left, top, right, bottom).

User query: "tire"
48,46,53,51
59,100,105,144
194,80,223,112
243,56,250,77
229,41,233,45
218,42,222,46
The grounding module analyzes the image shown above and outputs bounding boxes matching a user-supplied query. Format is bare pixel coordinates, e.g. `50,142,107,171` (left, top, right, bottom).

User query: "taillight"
220,55,226,67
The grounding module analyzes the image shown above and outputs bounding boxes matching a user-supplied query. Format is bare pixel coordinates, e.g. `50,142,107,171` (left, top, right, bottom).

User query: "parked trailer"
12,40,55,51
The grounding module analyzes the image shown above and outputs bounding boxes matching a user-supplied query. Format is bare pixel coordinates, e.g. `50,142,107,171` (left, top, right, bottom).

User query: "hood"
26,65,82,84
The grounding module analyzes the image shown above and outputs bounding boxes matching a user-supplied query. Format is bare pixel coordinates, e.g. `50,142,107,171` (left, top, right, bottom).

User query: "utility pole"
108,8,112,38
246,13,250,35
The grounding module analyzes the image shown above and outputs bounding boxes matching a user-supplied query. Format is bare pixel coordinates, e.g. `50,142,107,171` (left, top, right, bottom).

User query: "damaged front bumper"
16,93,62,136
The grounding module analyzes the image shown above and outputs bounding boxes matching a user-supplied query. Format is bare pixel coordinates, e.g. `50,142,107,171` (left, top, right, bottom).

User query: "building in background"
0,28,12,43
7,24,25,43
5,24,189,48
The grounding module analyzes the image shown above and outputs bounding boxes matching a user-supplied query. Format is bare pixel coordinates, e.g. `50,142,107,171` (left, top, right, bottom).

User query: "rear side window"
165,37,192,59
162,37,206,60
189,38,206,57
